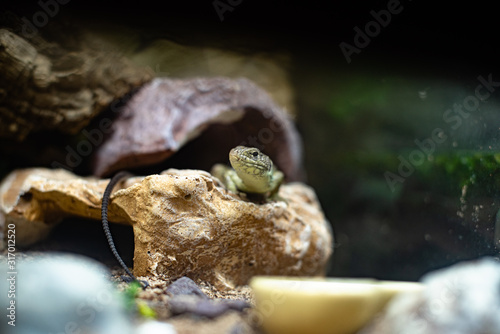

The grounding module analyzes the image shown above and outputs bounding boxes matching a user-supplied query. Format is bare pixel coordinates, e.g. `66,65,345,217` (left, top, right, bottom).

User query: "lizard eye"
252,151,259,157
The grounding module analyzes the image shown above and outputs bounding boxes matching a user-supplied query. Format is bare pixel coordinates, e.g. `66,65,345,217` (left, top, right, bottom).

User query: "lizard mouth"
237,159,267,169
233,161,268,177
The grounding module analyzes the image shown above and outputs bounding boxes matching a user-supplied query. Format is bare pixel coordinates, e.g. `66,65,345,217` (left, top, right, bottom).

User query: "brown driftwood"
0,15,153,141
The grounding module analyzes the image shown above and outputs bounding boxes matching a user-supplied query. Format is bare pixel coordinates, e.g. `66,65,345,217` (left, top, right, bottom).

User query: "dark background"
3,1,498,73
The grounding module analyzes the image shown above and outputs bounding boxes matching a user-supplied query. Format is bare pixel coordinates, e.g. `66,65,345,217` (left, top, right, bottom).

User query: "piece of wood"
0,16,153,141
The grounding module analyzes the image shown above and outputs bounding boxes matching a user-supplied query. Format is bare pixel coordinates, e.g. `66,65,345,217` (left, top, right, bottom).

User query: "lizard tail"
101,171,149,288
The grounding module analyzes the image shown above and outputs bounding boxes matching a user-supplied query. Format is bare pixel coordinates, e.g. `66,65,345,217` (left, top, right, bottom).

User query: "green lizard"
211,146,284,199
101,146,283,286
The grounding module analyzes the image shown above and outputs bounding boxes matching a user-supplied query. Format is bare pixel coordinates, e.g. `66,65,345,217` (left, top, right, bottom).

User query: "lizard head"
229,146,273,178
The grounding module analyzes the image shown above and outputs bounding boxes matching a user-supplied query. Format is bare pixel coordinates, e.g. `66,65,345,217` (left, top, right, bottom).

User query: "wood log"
0,15,153,141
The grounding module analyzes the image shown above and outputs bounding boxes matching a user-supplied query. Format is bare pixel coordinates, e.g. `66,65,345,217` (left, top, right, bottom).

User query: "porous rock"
0,168,135,247
112,169,333,288
0,168,103,247
0,168,333,289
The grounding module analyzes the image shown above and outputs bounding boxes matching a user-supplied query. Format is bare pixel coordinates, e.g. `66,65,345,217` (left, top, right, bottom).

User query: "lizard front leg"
211,164,244,193
268,170,285,198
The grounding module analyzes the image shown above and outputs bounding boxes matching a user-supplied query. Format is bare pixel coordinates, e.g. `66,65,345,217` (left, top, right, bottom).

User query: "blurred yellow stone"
250,276,423,334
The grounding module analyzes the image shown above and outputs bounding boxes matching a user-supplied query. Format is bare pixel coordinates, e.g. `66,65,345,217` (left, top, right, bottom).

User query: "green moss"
122,281,143,311
328,80,392,122
120,281,156,319
328,149,500,213
426,151,500,195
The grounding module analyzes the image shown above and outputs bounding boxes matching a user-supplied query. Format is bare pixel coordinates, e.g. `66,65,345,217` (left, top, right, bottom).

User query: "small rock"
362,257,500,334
0,253,133,334
166,277,208,299
169,295,250,318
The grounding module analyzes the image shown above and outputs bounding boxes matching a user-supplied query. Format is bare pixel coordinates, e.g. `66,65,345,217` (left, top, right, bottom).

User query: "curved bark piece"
92,77,304,181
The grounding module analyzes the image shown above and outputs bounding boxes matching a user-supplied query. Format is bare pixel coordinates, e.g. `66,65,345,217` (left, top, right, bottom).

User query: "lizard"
211,146,284,200
101,146,283,287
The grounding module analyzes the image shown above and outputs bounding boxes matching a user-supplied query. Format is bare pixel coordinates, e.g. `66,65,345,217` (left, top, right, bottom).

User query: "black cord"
101,171,149,288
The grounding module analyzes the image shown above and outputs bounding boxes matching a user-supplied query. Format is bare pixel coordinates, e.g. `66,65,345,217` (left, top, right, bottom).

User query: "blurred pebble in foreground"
0,253,133,334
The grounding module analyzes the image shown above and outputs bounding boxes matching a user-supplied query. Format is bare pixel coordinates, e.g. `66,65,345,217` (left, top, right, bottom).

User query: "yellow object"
250,276,423,334
136,300,157,319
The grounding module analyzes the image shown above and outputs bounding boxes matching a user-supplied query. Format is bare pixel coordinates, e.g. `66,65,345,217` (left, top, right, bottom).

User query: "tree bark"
0,15,153,141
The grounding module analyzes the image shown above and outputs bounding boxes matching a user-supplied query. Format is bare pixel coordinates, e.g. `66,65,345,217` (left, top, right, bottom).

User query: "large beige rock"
0,168,108,247
0,168,332,288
